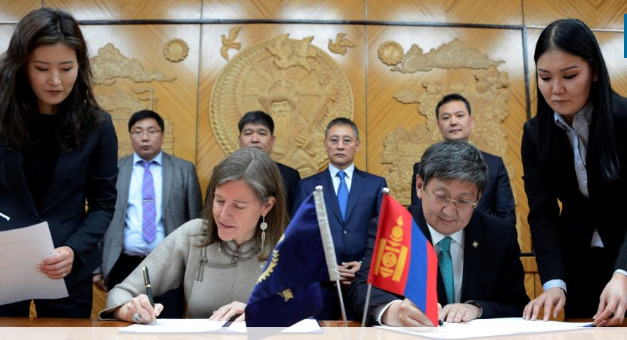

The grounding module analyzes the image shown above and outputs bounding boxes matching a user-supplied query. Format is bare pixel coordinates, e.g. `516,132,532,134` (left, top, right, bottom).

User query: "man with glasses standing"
294,117,387,320
349,140,528,326
95,110,202,317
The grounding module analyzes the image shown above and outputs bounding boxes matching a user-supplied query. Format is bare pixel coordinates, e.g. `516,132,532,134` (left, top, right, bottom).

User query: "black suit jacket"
521,93,627,285
276,162,301,217
348,205,529,325
411,151,516,225
0,111,118,288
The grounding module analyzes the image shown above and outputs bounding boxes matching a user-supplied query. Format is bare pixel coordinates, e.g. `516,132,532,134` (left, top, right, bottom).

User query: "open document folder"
0,222,69,304
119,318,322,334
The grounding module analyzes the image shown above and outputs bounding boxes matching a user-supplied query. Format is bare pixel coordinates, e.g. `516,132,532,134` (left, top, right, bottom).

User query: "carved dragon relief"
378,39,514,208
210,34,354,177
90,43,177,158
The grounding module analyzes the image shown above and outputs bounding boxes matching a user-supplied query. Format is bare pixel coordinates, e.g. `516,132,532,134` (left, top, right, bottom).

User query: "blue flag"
245,188,338,327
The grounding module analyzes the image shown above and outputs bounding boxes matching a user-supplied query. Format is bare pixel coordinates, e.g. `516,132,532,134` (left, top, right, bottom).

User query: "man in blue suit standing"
294,117,387,319
410,93,516,224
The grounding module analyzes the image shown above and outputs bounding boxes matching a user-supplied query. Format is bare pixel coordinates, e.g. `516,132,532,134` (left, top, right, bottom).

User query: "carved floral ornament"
378,38,513,206
210,34,354,177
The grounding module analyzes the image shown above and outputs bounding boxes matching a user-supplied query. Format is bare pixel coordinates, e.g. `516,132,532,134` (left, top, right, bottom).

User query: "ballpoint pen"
142,266,157,323
222,313,242,328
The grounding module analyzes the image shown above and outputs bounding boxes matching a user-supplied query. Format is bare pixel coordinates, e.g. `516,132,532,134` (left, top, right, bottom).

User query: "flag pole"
361,187,389,329
313,186,346,325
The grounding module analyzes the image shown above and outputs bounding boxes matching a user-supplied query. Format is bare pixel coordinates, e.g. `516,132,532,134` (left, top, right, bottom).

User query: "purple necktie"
141,160,156,243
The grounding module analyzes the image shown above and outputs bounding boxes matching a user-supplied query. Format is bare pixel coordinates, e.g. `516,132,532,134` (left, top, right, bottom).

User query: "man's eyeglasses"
131,129,162,137
425,189,478,211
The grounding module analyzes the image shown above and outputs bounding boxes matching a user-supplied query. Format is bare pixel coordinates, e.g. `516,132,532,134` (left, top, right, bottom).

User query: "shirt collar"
328,163,355,179
427,223,464,248
133,151,163,166
554,102,592,131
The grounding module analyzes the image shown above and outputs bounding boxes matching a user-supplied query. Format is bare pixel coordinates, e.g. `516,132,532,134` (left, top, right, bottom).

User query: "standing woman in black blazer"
521,19,627,326
0,8,118,317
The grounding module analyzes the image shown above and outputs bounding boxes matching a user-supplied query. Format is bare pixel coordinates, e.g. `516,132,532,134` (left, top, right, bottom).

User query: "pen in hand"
142,266,157,323
222,314,242,328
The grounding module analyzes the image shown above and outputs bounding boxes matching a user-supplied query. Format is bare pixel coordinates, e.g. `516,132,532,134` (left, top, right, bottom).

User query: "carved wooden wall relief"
220,26,242,61
379,39,513,211
210,34,355,177
163,38,189,63
328,33,356,56
90,43,177,157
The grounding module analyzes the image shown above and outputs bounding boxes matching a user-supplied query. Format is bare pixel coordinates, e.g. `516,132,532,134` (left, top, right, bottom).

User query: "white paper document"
378,317,592,339
0,222,69,304
119,318,322,334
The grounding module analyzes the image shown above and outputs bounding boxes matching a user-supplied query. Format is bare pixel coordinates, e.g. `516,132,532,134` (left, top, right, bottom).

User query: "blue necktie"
439,237,455,304
141,160,156,243
337,170,348,220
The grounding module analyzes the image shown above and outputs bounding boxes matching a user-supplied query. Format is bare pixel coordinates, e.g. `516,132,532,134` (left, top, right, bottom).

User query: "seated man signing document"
348,140,529,326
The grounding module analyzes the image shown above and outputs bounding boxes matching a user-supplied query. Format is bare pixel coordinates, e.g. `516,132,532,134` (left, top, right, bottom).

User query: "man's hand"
381,298,435,327
440,303,481,323
92,273,107,292
338,261,361,285
523,287,566,321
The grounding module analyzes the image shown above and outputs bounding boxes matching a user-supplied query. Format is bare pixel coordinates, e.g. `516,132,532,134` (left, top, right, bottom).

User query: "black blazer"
348,205,529,325
411,151,516,225
276,161,301,217
0,111,118,288
521,93,627,284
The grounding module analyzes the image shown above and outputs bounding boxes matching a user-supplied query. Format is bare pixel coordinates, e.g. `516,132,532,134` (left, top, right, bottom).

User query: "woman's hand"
113,294,163,323
209,301,246,321
593,273,627,326
38,246,75,279
523,287,565,321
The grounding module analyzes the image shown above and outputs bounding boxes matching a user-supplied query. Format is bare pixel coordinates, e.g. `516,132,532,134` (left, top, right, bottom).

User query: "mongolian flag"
367,193,439,326
245,187,338,328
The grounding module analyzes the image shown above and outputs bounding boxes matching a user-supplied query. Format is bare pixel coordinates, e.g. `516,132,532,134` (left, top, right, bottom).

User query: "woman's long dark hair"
533,18,620,182
0,8,101,150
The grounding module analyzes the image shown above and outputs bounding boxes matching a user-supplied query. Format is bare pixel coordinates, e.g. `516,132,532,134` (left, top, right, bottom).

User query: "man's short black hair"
128,110,165,131
238,111,274,134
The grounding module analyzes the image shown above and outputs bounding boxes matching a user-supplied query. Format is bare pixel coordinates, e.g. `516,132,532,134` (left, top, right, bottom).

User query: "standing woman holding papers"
0,8,118,317
522,18,627,326
99,148,288,324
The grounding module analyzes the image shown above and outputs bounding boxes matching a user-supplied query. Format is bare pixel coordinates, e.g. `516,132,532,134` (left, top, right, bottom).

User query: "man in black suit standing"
349,141,528,326
410,93,515,225
237,111,301,215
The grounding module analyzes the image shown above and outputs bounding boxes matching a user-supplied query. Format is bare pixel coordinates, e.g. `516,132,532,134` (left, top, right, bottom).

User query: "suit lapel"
344,168,365,222
161,153,172,218
460,214,481,302
322,170,343,225
117,156,133,211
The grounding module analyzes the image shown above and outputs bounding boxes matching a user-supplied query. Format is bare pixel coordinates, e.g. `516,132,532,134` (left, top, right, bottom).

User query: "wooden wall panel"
0,0,38,23
197,23,366,194
367,0,523,25
81,24,201,164
44,0,202,20
365,26,531,252
523,0,627,29
202,0,365,21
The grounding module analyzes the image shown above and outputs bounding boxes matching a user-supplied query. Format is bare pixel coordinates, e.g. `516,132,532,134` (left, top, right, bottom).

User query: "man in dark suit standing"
96,110,202,317
295,117,387,319
237,111,301,216
349,140,528,326
410,93,516,225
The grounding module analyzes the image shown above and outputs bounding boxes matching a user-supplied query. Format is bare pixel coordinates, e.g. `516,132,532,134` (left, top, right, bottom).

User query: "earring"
260,216,268,250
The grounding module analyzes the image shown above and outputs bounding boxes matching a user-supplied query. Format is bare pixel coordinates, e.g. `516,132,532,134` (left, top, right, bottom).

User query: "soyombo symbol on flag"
367,193,439,326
